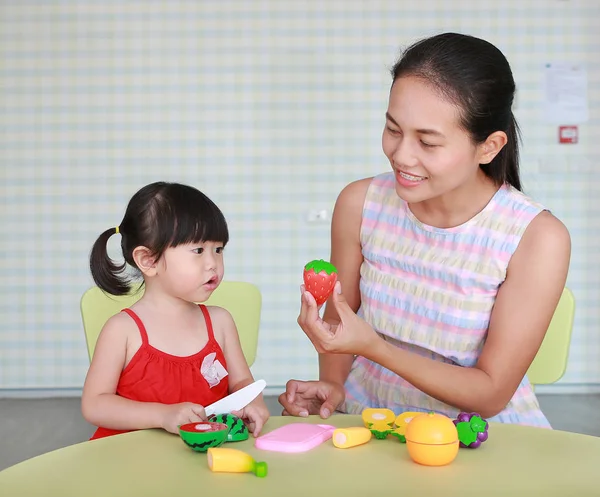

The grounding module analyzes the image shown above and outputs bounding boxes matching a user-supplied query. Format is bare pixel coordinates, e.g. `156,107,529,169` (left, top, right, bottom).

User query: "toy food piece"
362,408,395,439
389,427,406,443
303,259,338,306
207,448,268,477
453,412,489,448
255,423,336,453
208,413,249,442
405,412,459,466
394,411,423,435
179,422,229,452
332,427,372,449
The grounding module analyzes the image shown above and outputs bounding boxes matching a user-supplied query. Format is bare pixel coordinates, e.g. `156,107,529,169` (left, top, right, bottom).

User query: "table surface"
1,415,600,497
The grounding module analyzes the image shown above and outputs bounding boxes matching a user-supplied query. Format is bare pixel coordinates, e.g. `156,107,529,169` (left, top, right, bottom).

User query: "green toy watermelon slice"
179,422,229,452
208,413,249,442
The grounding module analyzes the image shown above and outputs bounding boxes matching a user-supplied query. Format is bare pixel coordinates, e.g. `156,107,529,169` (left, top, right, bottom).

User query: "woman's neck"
407,171,500,229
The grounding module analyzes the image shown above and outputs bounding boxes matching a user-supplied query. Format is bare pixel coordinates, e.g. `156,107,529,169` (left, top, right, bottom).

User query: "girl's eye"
215,247,224,254
193,248,204,254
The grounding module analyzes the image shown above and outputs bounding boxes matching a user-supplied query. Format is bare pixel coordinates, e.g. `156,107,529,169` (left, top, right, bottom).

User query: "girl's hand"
298,281,380,356
232,398,270,437
160,402,207,434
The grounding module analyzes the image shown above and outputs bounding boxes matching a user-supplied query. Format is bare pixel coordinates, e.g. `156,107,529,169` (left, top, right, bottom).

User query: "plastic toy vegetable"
303,259,338,306
453,412,489,448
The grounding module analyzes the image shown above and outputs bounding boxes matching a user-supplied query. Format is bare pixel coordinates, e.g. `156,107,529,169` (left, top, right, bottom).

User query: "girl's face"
382,76,487,203
156,241,225,303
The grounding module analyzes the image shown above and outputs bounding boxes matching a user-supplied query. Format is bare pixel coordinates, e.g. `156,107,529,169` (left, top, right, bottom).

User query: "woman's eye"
421,141,436,148
387,126,400,135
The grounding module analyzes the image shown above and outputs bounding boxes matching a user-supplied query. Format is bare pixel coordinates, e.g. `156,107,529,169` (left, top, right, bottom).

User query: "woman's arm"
364,211,571,418
318,178,371,386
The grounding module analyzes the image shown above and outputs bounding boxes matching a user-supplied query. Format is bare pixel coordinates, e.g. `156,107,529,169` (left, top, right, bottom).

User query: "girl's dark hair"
90,182,229,296
391,32,521,191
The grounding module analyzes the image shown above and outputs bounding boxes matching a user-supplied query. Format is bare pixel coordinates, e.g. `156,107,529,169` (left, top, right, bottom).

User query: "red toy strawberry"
303,259,338,306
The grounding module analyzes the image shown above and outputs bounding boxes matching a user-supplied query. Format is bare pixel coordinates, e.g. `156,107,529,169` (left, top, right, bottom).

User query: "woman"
279,33,570,427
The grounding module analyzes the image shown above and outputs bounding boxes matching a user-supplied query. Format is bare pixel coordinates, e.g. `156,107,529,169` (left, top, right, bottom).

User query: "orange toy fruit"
405,412,459,466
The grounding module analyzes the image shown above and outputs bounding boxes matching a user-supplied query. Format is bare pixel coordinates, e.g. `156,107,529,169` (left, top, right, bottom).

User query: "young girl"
81,182,269,439
280,33,571,427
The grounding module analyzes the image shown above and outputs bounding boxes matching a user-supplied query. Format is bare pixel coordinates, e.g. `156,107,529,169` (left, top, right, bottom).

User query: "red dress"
90,304,229,440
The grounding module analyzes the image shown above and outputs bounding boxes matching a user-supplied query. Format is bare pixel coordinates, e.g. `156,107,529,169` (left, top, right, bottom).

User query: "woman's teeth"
399,171,427,181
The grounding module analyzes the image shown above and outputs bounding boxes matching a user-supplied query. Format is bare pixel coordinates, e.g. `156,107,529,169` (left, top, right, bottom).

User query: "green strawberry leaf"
304,259,338,275
456,421,478,446
470,416,487,433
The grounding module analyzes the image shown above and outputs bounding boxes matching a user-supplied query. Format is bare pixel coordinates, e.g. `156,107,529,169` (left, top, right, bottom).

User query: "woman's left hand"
298,281,380,356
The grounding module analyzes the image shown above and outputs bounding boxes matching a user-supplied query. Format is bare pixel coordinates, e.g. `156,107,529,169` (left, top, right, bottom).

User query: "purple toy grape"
456,412,471,423
453,412,489,448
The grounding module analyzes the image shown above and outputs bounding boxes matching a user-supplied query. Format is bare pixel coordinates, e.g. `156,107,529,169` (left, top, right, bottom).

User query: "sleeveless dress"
342,172,551,428
91,304,229,439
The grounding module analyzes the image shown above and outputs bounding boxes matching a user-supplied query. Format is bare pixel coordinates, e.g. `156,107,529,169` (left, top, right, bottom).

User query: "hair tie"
115,226,120,234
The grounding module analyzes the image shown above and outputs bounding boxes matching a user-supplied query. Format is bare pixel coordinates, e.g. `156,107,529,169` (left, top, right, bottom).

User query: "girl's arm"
212,307,269,435
361,210,571,418
81,313,171,430
211,306,258,392
318,178,372,387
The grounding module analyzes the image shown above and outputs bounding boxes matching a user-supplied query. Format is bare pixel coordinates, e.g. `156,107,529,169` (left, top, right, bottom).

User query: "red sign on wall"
559,126,578,144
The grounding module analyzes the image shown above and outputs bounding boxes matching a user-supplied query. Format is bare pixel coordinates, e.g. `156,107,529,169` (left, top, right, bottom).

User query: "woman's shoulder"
336,172,395,210
332,177,373,224
524,210,570,248
500,184,547,215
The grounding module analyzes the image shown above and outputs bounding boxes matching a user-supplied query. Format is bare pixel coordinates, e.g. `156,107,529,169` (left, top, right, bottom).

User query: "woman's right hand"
278,380,345,419
160,402,207,434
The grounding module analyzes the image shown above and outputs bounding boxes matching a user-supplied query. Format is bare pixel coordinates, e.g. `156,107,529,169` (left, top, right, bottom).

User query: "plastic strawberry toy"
303,259,338,306
453,412,489,448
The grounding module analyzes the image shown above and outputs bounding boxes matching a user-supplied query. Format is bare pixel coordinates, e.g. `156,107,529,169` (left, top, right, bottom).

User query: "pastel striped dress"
342,172,551,428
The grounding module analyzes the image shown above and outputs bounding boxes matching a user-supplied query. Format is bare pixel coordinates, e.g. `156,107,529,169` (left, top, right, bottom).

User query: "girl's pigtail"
89,227,131,296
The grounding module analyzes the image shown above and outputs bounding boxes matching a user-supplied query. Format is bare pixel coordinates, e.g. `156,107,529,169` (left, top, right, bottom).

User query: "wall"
1,0,598,394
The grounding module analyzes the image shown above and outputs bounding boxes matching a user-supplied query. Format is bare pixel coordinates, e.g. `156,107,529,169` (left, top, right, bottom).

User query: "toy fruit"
362,408,395,439
208,413,249,442
391,411,422,442
208,448,268,477
405,412,459,466
303,259,338,306
332,427,372,449
389,427,406,443
453,412,489,448
179,422,229,452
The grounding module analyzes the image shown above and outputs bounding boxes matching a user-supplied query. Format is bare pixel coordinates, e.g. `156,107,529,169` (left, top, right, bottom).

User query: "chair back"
80,281,262,366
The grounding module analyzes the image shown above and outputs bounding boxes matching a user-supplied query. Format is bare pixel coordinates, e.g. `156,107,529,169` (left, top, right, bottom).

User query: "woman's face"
382,76,485,203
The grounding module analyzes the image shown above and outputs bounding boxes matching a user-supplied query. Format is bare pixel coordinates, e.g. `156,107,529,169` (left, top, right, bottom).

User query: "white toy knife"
204,379,267,417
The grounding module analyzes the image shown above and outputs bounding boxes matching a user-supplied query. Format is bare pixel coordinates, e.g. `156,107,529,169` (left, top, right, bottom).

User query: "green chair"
526,287,575,386
80,281,262,366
